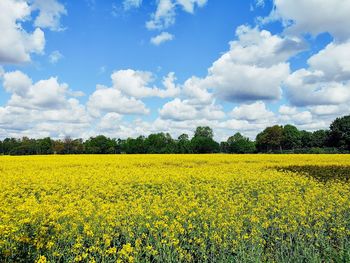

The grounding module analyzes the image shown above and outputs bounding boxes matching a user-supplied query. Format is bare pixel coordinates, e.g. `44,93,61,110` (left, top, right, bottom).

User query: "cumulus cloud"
87,70,183,118
159,98,225,121
285,69,350,107
110,69,180,98
0,0,66,64
4,70,73,110
278,105,313,125
0,0,45,64
87,85,150,117
150,32,174,45
230,101,274,122
262,0,350,41
0,70,90,139
307,41,350,82
184,26,304,103
309,104,350,117
285,40,350,107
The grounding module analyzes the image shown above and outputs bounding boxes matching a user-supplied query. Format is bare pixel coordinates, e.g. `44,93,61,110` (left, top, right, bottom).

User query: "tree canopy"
1,115,349,155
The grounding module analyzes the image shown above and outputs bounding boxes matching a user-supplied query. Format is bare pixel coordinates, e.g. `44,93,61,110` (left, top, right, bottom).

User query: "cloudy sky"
0,0,349,140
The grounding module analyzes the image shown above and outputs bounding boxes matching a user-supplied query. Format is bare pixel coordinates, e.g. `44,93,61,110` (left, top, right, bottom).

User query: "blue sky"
0,0,349,140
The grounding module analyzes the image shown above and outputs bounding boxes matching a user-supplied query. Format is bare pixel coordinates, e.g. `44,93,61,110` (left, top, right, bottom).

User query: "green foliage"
145,133,176,153
176,134,192,153
328,116,350,150
2,115,350,155
226,133,256,153
300,130,313,148
194,126,214,139
282,125,301,150
256,125,284,152
191,136,219,154
85,135,117,154
311,130,328,148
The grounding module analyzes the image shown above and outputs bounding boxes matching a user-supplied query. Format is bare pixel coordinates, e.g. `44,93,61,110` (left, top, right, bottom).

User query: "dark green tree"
300,130,313,148
176,134,192,153
328,115,350,150
145,133,175,153
311,130,328,148
282,125,301,150
122,136,147,154
37,137,53,154
191,136,219,153
227,133,256,153
191,127,219,153
256,125,284,152
84,135,116,154
194,126,214,139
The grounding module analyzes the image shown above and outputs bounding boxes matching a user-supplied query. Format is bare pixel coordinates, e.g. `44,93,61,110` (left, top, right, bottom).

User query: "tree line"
1,115,350,155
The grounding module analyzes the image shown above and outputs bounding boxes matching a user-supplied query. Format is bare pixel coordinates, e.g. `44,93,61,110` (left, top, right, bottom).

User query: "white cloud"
0,70,91,139
263,0,350,41
146,0,207,30
123,0,142,10
3,70,32,96
187,26,304,103
87,85,150,117
111,69,180,98
278,105,313,125
97,112,123,132
150,32,174,45
49,50,63,64
3,70,72,110
31,0,67,31
309,104,349,117
182,76,213,105
146,0,175,30
307,41,350,82
230,101,274,122
159,98,225,121
177,0,207,13
225,25,306,67
285,41,350,107
278,105,298,115
159,99,197,121
286,69,350,106
0,0,45,64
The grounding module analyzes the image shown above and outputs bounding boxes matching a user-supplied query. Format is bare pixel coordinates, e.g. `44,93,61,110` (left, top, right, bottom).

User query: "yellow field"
1,155,350,262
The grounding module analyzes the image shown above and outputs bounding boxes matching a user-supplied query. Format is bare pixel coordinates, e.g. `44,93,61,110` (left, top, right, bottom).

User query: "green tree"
145,133,175,153
176,134,192,153
256,125,283,152
300,130,313,148
328,115,350,150
311,130,328,148
191,136,219,153
194,126,214,139
84,135,116,154
37,137,53,154
227,133,256,153
122,136,147,154
282,125,301,150
191,127,219,153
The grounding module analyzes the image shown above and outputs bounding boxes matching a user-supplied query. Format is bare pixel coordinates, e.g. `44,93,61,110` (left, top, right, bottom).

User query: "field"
1,155,350,262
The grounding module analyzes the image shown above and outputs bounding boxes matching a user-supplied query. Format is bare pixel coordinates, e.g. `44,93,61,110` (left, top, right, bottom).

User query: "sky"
0,0,349,141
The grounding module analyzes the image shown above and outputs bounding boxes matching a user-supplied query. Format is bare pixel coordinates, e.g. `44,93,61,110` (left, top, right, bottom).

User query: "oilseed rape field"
1,155,350,262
